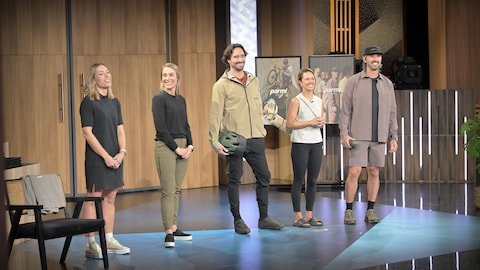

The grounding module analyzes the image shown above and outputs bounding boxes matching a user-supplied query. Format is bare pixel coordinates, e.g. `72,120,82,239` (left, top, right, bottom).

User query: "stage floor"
8,182,480,270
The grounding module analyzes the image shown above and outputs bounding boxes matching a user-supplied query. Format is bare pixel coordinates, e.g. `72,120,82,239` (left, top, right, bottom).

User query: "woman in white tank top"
286,68,325,228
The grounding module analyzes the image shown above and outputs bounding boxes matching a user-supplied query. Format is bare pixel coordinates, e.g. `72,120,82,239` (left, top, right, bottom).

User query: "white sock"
86,236,96,247
106,232,113,242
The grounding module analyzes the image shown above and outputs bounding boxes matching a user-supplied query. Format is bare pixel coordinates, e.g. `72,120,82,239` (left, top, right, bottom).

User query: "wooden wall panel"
14,0,66,54
72,0,166,55
1,56,70,188
269,0,314,60
0,0,71,192
322,128,342,183
391,89,475,182
275,132,294,180
257,0,273,55
177,53,218,188
427,0,447,91
258,0,315,183
71,0,168,193
436,90,457,135
428,0,480,103
174,1,215,54
445,0,480,104
310,89,476,183
0,0,17,54
172,0,218,188
73,54,166,192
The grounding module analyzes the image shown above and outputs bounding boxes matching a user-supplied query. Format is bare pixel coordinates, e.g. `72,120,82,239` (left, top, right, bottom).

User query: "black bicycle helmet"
219,130,246,156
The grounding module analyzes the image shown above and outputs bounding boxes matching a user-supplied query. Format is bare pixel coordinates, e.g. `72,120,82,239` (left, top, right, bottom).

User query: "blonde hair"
160,63,181,90
85,63,114,100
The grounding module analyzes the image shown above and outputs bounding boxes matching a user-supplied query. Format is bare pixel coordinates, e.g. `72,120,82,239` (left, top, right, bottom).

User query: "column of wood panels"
258,0,316,183
71,0,168,193
168,0,218,188
0,0,72,192
445,0,480,104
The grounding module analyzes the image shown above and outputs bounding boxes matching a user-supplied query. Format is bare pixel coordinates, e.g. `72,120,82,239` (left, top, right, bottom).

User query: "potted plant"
461,115,480,208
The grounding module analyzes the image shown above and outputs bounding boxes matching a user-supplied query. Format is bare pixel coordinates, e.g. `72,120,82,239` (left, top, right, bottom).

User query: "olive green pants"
154,138,189,230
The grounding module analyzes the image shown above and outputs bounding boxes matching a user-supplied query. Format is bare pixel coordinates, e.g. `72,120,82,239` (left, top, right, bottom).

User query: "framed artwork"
255,56,302,123
309,54,355,124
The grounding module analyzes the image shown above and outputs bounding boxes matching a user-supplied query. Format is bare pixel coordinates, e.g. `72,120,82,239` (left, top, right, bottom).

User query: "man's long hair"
221,43,248,69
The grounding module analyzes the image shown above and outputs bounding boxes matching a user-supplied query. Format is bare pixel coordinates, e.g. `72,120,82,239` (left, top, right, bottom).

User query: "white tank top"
290,93,323,143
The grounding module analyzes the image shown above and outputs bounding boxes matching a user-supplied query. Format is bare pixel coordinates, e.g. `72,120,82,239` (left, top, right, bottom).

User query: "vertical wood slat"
330,0,354,54
339,0,343,52
354,0,359,57
330,0,335,53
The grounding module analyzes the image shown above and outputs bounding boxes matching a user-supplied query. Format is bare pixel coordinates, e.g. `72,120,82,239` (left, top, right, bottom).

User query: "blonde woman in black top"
152,63,194,248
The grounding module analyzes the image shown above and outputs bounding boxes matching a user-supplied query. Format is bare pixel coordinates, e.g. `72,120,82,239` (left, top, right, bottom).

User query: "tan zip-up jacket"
209,71,266,151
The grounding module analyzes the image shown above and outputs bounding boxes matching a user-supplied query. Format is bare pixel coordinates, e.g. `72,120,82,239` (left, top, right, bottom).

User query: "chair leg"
7,210,23,257
38,239,48,270
7,234,15,257
60,235,73,263
98,228,109,269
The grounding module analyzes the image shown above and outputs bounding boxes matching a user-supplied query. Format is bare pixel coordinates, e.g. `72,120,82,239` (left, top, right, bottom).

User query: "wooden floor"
7,182,480,269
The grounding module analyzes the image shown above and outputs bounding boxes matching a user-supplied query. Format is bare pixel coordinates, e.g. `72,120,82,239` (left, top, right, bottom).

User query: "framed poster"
309,55,355,124
256,56,302,123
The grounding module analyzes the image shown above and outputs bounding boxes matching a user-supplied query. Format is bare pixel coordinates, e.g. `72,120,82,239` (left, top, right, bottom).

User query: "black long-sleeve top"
152,91,193,151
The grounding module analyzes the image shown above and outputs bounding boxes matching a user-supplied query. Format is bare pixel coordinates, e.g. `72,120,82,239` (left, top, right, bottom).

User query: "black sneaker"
258,216,284,230
234,219,251,234
164,233,175,248
173,229,192,241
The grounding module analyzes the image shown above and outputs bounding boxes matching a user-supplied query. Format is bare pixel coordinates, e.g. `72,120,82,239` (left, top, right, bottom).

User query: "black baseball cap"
364,46,383,55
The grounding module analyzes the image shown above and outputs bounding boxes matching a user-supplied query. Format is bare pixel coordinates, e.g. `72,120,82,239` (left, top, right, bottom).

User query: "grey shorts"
349,141,386,167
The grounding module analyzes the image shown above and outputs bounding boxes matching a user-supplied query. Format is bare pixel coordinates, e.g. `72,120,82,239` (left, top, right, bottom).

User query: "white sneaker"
107,237,130,254
85,242,103,259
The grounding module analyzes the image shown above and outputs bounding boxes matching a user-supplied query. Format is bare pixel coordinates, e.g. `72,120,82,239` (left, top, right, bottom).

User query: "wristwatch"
188,145,194,151
390,135,398,141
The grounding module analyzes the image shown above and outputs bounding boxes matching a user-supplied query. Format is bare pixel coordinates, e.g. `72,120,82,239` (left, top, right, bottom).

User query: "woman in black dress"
80,63,130,259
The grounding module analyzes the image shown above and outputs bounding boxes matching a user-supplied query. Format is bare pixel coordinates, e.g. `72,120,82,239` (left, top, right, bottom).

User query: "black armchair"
6,175,109,269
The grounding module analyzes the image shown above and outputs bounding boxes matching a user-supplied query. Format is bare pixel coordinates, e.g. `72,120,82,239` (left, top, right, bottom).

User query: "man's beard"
232,62,245,71
369,62,382,71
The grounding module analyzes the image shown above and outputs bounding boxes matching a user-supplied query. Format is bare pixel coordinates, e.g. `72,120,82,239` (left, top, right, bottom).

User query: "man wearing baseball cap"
339,45,398,225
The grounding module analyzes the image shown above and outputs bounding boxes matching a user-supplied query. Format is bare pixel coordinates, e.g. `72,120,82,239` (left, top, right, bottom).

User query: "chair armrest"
65,196,103,203
65,196,104,219
6,204,44,228
7,204,43,211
